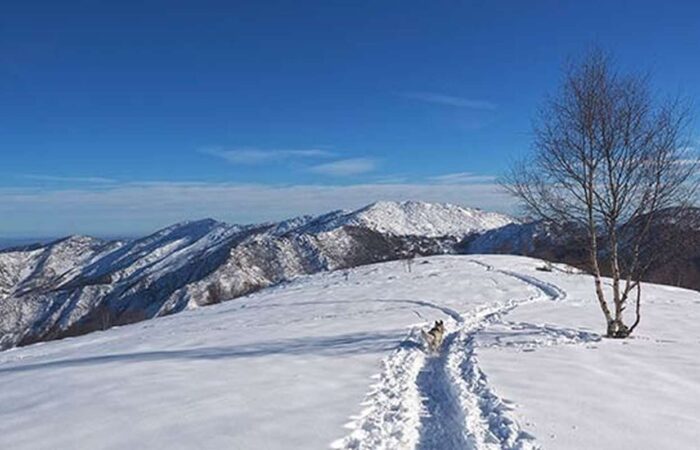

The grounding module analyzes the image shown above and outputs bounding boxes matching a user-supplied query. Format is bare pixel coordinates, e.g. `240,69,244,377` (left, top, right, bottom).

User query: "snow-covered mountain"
2,255,698,449
0,201,513,349
298,201,513,237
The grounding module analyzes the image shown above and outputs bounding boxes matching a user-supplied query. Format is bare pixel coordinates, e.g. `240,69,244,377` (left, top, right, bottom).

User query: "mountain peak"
346,200,513,237
48,234,104,247
162,218,224,232
283,200,512,237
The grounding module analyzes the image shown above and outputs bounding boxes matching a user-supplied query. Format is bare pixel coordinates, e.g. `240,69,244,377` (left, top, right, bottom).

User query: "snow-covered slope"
0,218,256,349
1,255,698,450
309,201,514,237
0,201,513,349
0,235,111,298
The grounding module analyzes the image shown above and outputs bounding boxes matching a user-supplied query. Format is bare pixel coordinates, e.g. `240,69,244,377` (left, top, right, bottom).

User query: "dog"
421,320,445,353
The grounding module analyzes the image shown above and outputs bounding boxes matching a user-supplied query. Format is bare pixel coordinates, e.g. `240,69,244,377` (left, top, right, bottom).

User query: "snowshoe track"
330,327,426,450
468,260,566,302
332,261,563,449
416,331,471,450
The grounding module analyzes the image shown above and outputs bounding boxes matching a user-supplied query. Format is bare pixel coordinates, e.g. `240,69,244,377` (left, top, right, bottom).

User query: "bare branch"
502,47,696,338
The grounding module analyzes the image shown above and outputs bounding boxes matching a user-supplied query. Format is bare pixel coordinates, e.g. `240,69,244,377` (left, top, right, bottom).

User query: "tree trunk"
589,233,614,334
628,282,642,334
609,229,623,321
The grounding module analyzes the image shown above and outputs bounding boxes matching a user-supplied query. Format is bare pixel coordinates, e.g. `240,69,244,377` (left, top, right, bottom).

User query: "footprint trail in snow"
332,261,566,450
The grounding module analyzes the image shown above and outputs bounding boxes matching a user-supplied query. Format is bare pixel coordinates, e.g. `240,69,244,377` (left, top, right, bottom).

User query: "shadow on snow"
0,329,407,374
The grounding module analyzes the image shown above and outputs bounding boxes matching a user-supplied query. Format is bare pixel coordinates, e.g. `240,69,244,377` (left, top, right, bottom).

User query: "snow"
0,236,107,300
1,255,699,449
0,201,514,350
474,256,700,449
321,201,514,237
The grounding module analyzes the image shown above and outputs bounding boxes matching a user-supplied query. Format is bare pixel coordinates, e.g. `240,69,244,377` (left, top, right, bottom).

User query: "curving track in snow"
332,261,565,450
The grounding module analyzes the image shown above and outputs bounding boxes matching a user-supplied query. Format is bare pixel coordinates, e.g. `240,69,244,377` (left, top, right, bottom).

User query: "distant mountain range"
0,201,512,349
4,201,699,351
463,207,700,291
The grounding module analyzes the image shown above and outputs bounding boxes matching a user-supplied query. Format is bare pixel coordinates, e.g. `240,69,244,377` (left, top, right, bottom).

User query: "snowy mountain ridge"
297,201,513,237
0,201,513,349
262,200,513,238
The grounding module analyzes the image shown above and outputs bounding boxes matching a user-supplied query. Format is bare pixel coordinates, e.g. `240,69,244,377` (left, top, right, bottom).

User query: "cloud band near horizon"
0,180,515,238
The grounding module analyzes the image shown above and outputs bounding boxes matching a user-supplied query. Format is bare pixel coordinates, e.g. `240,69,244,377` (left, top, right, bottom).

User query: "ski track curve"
332,259,570,450
467,259,566,302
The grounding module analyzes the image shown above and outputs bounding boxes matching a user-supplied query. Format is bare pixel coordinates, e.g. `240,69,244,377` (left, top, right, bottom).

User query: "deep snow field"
1,255,699,449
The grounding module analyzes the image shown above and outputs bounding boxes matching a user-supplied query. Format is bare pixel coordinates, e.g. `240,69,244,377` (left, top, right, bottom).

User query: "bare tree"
504,48,697,338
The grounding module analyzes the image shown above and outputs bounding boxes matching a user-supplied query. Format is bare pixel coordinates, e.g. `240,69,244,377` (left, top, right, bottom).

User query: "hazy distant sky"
2,0,699,236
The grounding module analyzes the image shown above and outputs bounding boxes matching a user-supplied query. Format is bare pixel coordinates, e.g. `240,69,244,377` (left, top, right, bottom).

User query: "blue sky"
1,0,699,237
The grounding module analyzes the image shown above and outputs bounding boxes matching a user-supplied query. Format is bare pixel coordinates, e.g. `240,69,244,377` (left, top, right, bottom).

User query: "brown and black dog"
421,320,445,353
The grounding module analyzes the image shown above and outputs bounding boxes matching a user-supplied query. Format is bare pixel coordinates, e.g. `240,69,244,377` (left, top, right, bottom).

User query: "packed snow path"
416,330,469,450
333,260,565,450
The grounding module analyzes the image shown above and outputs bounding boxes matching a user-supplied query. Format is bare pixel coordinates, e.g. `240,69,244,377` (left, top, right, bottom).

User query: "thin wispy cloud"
0,181,514,236
372,174,410,184
200,147,335,164
20,174,116,184
428,172,497,184
309,158,378,176
401,92,497,110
